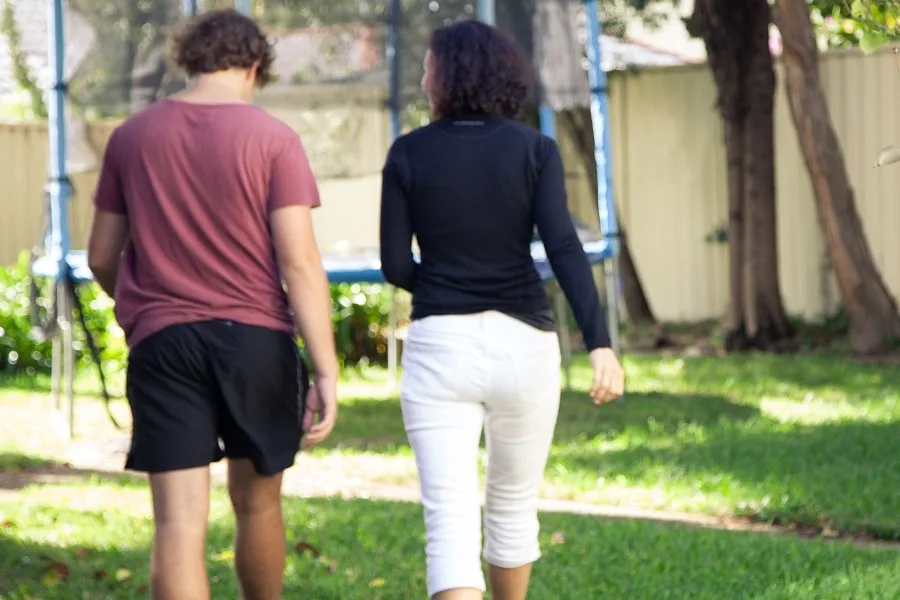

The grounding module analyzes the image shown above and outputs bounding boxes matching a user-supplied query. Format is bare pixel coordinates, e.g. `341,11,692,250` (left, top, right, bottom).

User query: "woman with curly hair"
380,20,625,600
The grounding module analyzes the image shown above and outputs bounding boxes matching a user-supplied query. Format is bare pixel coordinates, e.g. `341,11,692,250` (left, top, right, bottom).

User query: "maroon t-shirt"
93,99,320,348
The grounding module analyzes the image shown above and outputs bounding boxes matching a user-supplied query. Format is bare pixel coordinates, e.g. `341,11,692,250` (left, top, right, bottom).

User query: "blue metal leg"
583,0,622,357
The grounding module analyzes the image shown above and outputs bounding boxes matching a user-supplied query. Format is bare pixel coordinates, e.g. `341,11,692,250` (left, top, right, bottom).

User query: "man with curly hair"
86,9,338,599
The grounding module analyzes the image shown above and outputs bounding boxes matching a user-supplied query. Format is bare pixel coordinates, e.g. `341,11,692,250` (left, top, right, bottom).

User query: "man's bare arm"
87,211,129,297
270,205,339,379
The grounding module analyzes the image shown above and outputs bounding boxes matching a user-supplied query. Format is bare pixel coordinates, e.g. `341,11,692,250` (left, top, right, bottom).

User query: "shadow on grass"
0,452,141,493
324,391,757,453
560,419,900,540
0,372,125,399
0,494,898,600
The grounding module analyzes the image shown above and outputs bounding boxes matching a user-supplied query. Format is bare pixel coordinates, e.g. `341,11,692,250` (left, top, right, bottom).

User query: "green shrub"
0,253,127,377
0,253,395,376
0,254,53,375
330,283,396,367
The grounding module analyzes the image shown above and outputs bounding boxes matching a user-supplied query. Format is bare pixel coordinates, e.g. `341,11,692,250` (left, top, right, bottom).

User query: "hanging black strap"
61,263,123,431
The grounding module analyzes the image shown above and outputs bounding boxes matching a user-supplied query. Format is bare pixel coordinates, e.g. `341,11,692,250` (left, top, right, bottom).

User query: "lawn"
1,351,899,598
3,352,900,538
0,479,898,599
327,353,900,539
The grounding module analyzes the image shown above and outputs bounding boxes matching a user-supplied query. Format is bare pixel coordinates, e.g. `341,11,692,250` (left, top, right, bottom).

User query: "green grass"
3,351,899,540
320,353,900,539
0,451,54,473
0,479,898,599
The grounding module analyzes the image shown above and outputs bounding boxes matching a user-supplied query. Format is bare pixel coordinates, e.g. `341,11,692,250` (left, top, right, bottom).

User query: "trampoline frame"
34,0,622,439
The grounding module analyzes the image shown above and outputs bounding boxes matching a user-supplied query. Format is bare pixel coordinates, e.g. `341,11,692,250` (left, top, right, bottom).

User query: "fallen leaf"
369,577,386,588
137,585,149,593
326,559,337,574
115,568,131,582
74,547,89,560
45,561,70,581
550,531,567,545
0,520,15,529
214,549,235,562
293,541,321,558
94,569,108,581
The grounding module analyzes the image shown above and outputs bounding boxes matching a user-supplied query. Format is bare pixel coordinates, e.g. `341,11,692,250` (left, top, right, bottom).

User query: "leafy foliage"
328,283,396,367
0,0,48,119
810,0,900,51
0,254,125,377
0,254,394,377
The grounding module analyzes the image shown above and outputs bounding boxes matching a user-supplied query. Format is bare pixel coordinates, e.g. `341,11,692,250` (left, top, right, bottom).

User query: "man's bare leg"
228,459,287,600
149,466,211,600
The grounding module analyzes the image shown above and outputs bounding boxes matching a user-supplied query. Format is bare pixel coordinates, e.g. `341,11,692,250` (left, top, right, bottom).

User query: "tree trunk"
688,0,793,351
775,0,900,354
130,44,169,112
723,119,749,349
743,0,793,348
557,107,668,344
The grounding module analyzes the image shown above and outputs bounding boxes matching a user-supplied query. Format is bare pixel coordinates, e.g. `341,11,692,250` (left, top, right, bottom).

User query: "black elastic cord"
63,264,122,431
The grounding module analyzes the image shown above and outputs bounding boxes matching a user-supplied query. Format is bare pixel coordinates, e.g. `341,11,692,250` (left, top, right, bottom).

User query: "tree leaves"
812,0,900,52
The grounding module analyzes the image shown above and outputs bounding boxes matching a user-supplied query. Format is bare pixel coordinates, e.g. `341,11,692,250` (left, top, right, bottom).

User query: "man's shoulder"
112,100,298,147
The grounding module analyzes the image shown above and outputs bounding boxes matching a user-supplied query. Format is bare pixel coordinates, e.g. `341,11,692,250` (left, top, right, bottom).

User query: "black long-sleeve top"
379,115,611,350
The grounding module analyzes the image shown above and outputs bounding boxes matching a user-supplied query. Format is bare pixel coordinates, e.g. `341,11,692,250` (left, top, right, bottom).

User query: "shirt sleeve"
532,136,611,350
268,133,321,212
93,130,126,214
379,140,417,292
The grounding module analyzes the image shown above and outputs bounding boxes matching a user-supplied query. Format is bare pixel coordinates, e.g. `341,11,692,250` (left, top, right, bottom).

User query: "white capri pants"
400,310,562,598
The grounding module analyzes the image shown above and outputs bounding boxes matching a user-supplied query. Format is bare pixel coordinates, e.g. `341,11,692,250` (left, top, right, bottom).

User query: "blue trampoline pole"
47,0,69,268
47,0,75,437
477,0,495,24
584,0,621,356
387,0,402,140
183,0,198,15
385,0,403,385
234,0,251,15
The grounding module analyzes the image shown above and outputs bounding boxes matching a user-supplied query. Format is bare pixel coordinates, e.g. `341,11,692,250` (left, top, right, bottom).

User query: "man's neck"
174,74,249,105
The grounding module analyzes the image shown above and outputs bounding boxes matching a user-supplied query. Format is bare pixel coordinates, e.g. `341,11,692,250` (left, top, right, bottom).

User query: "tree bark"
723,119,749,348
557,107,667,344
774,0,900,354
688,0,792,351
743,0,793,348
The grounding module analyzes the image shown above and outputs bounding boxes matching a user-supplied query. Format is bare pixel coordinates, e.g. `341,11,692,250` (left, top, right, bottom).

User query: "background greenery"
0,253,394,377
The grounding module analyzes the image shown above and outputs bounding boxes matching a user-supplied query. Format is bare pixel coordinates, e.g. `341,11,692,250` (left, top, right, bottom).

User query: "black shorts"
125,319,308,476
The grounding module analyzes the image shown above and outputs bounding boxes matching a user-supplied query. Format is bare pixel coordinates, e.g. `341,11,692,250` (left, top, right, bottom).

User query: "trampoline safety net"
5,0,597,175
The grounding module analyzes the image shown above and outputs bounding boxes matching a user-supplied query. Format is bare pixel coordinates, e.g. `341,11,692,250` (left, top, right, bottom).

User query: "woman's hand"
588,347,624,404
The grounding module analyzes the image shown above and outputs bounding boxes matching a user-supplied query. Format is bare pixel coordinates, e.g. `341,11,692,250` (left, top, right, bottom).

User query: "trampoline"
30,0,622,438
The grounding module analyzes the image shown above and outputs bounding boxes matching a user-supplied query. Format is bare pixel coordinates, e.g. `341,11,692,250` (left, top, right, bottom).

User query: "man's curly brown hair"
171,8,276,88
428,20,532,120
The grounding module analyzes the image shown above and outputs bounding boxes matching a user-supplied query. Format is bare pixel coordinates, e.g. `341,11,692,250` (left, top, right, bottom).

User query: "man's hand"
588,347,625,404
302,374,338,447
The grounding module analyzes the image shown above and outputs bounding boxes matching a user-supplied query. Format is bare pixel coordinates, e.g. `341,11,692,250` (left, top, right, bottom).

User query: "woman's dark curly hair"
428,20,532,119
171,8,276,87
